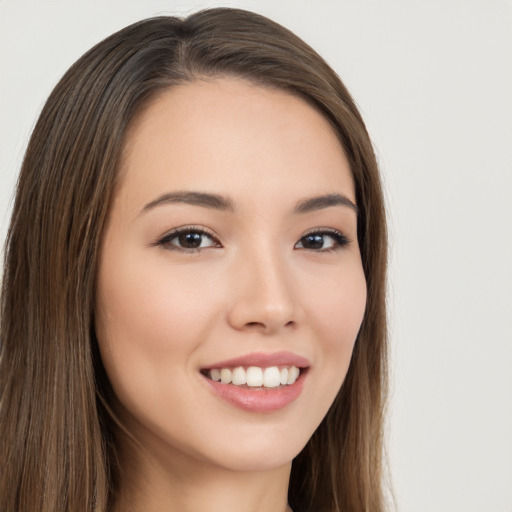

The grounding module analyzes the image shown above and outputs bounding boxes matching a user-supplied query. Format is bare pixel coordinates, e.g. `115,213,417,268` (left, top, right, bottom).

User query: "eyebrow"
142,191,235,213
293,193,358,215
141,191,357,215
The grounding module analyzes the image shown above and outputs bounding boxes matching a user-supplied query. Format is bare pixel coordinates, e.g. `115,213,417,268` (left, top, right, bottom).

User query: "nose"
226,247,298,335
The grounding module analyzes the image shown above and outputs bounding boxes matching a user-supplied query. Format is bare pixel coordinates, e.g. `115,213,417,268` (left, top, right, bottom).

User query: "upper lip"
203,351,310,370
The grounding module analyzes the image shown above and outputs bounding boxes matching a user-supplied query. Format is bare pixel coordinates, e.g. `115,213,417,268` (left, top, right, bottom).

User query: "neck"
113,432,293,512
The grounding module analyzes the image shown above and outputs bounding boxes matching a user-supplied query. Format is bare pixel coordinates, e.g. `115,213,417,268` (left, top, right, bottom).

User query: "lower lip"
202,371,307,413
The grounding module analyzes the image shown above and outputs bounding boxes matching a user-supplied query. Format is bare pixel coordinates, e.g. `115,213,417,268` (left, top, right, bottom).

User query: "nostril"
246,321,264,328
243,320,296,331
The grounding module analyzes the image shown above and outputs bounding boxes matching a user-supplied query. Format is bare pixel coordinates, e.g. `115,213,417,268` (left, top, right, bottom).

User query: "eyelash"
155,225,220,253
155,226,350,253
297,228,350,252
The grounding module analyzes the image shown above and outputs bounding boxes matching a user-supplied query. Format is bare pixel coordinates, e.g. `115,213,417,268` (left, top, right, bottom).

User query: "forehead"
118,78,355,212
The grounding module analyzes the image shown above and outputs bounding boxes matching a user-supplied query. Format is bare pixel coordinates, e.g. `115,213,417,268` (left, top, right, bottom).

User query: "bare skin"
96,78,366,512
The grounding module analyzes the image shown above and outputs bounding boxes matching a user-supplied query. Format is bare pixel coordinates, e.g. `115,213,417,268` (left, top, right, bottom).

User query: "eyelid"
295,227,351,250
300,227,348,238
154,225,222,251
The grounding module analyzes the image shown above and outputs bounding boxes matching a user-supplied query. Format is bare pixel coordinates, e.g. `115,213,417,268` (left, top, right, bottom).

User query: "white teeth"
263,367,281,388
208,365,302,387
287,366,300,385
231,366,247,385
220,368,232,384
246,366,263,387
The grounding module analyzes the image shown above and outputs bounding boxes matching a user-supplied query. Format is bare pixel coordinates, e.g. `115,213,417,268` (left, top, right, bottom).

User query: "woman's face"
95,78,366,472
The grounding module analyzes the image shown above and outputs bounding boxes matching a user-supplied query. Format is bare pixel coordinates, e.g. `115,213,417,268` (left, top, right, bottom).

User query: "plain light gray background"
1,1,511,511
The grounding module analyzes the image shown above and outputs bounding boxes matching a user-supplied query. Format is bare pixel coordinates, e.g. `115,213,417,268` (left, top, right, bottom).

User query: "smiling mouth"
201,365,304,388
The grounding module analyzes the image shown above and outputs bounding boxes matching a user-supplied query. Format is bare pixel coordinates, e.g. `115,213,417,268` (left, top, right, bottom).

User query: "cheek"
305,259,366,340
94,248,223,403
98,251,217,340
302,261,367,383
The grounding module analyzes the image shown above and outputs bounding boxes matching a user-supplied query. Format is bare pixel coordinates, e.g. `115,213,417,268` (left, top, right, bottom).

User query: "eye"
294,229,350,251
157,227,221,252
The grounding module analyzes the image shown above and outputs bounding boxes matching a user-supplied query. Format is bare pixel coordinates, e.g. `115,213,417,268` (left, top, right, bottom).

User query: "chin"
204,441,302,473
189,420,315,473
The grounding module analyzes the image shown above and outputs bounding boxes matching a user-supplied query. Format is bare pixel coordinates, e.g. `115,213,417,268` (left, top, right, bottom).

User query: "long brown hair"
0,8,388,512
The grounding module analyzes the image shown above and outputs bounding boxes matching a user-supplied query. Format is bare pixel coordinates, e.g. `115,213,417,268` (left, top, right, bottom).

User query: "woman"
0,8,388,512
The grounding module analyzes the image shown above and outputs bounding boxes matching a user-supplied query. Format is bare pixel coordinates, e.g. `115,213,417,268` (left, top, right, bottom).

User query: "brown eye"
177,232,205,249
301,234,325,249
158,228,220,252
295,230,349,251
